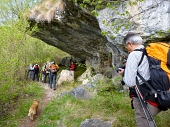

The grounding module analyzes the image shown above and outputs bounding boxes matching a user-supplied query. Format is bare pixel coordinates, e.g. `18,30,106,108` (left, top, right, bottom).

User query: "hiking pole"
135,85,157,127
134,85,151,127
134,85,157,127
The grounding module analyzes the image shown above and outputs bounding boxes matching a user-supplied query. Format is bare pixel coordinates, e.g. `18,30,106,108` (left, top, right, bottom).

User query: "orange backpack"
137,42,170,110
146,43,170,79
50,64,59,73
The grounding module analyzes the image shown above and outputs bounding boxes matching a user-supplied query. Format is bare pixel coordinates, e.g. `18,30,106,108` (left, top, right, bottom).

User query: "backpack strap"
134,48,147,66
134,48,157,99
137,72,157,94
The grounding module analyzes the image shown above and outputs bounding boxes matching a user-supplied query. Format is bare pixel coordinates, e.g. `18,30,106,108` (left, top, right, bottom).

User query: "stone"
57,70,74,85
69,86,89,99
80,118,112,127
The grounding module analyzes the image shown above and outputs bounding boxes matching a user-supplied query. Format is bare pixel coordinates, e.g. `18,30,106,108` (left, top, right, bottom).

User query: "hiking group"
28,60,77,90
118,32,170,127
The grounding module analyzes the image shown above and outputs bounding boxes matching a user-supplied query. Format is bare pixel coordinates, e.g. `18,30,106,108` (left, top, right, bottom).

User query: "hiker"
41,63,47,83
28,64,34,80
49,61,59,90
46,61,51,85
42,61,51,84
118,32,161,127
69,61,77,78
33,63,40,82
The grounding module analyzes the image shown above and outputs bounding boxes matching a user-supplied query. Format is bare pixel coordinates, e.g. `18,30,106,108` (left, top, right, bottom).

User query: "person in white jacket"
118,32,161,127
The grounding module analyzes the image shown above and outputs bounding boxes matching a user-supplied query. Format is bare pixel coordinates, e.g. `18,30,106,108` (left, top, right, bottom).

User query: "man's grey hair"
123,32,143,45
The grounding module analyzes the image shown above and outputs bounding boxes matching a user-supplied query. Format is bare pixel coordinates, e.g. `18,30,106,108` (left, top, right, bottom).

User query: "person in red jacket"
69,61,77,78
33,63,40,82
70,62,76,71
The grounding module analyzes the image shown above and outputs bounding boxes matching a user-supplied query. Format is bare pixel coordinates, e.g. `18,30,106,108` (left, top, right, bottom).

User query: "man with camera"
118,32,161,127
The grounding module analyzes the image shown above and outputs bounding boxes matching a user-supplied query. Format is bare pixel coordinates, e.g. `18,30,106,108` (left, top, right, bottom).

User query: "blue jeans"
29,70,34,80
50,73,57,89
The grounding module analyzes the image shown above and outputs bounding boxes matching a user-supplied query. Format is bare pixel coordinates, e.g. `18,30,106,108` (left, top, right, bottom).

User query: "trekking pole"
134,85,151,127
134,85,157,127
135,85,157,127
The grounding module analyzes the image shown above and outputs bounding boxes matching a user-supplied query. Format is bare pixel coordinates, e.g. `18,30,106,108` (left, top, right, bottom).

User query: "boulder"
57,70,74,85
80,118,112,127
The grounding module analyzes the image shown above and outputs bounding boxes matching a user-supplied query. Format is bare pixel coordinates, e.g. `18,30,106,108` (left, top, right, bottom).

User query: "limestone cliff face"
28,0,111,75
28,0,170,76
97,0,170,50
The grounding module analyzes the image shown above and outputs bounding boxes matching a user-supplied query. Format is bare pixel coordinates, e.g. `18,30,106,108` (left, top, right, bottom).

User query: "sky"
0,0,41,25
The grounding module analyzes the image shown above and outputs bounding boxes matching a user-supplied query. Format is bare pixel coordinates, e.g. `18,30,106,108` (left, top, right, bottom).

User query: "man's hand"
118,68,124,75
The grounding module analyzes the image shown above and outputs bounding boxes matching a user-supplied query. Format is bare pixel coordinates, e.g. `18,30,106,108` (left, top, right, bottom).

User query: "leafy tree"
0,0,69,117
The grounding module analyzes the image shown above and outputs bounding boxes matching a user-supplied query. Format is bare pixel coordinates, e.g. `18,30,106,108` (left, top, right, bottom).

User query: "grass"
36,80,170,127
36,82,135,127
0,64,86,127
1,65,170,127
0,81,44,127
74,64,86,80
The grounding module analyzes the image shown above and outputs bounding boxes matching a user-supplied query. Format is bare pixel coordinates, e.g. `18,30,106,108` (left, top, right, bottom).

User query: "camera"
116,68,121,72
116,66,125,73
115,65,126,85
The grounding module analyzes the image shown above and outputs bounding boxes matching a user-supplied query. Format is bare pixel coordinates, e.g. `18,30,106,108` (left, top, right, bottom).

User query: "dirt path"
18,83,58,127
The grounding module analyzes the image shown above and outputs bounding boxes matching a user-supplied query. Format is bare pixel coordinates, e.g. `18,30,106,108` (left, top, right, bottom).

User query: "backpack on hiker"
42,64,47,75
137,42,170,110
50,64,59,74
34,64,39,72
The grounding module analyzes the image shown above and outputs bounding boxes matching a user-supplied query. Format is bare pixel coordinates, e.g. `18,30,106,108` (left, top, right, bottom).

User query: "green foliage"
91,9,99,17
128,1,138,6
101,31,108,36
110,35,115,39
157,30,165,38
0,0,69,121
0,82,44,127
167,29,170,33
74,64,86,80
150,35,155,39
150,30,167,39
